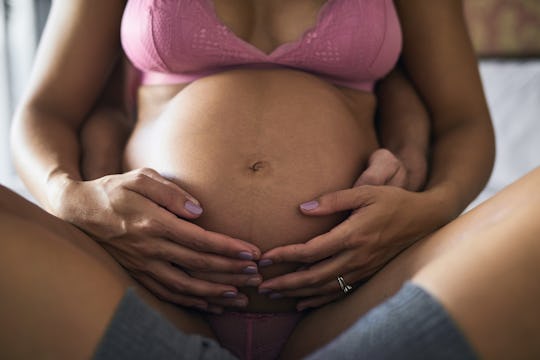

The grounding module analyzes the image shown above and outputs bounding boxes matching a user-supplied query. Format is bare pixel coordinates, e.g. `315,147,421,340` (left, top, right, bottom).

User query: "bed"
468,59,540,209
464,0,540,209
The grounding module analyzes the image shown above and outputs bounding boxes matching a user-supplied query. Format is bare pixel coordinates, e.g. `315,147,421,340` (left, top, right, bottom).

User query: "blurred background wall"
0,0,50,189
464,0,540,57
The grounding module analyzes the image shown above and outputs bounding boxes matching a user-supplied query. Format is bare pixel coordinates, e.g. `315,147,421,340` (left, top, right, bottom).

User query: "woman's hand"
258,185,437,311
57,168,261,313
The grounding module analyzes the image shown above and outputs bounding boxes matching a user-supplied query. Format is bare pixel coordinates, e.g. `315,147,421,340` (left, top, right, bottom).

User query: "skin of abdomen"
124,68,378,312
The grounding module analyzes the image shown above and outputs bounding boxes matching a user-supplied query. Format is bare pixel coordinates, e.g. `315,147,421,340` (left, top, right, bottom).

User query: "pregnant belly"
124,68,378,311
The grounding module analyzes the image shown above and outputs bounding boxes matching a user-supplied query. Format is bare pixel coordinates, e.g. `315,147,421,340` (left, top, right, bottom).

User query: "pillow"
464,0,540,57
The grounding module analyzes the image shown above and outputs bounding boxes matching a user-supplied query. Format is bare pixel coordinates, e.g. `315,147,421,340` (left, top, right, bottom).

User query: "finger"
123,168,204,219
204,295,249,309
147,237,259,274
354,149,401,187
269,280,337,298
385,164,408,188
135,273,210,310
155,212,261,260
129,205,260,261
298,186,375,216
205,305,225,315
296,293,342,311
144,261,240,298
271,271,362,298
259,253,360,292
295,270,373,311
190,271,263,288
260,222,353,265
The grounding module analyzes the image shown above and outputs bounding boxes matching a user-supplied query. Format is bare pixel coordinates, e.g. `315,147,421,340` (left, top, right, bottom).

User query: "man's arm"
80,56,134,180
375,63,430,191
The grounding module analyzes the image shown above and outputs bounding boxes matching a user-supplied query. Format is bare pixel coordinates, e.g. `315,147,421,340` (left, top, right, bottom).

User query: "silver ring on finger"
337,275,353,295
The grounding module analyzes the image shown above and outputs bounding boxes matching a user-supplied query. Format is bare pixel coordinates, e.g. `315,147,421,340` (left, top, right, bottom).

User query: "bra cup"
367,0,403,79
122,0,169,72
148,0,193,73
158,1,257,74
279,0,385,85
121,0,402,90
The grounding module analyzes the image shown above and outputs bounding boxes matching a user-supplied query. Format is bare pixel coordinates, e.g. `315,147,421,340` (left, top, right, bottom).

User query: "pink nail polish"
269,292,283,300
243,266,258,274
300,200,319,211
222,291,238,298
259,259,273,267
185,200,203,215
238,251,254,260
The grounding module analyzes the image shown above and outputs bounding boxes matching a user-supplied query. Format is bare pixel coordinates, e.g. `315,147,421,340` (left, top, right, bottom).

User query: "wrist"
420,182,462,229
391,145,428,191
45,171,81,218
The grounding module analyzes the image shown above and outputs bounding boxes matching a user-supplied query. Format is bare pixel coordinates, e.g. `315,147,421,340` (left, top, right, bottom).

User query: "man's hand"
356,148,428,191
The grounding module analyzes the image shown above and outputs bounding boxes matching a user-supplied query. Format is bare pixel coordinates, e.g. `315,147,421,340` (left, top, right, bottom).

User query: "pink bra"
121,0,402,92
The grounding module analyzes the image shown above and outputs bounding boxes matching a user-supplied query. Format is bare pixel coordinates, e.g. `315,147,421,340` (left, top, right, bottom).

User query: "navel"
249,160,268,172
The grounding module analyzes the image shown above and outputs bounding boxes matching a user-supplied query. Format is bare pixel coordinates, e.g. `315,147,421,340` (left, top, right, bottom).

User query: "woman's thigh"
0,185,213,357
283,167,540,359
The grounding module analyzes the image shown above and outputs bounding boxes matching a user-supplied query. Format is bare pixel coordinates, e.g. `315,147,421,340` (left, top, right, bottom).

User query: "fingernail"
222,291,238,298
297,305,307,312
246,277,262,286
259,259,273,267
238,251,254,260
258,288,272,294
185,200,203,215
269,292,283,300
300,200,319,211
243,266,258,274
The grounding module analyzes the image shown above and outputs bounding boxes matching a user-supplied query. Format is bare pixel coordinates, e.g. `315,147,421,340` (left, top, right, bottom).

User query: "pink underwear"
205,312,303,360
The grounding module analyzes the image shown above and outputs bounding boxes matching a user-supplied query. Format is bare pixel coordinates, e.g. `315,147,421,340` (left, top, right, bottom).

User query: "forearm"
11,63,130,212
9,0,126,213
393,0,496,228
11,106,83,214
80,106,131,180
424,115,495,222
376,64,430,190
376,64,495,219
80,57,134,180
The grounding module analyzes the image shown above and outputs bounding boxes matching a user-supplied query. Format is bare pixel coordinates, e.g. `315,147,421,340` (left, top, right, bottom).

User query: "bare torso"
123,0,379,312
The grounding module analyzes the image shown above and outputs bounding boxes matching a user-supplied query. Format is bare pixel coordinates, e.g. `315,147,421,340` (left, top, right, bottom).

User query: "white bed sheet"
468,60,540,209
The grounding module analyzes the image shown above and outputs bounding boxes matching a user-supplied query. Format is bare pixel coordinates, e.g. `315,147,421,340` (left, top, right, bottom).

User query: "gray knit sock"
92,288,237,360
306,282,478,360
